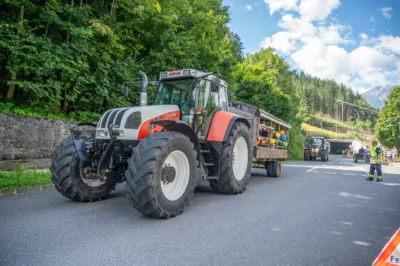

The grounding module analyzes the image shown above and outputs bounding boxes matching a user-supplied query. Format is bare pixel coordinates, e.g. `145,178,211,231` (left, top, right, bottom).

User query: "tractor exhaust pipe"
139,70,148,106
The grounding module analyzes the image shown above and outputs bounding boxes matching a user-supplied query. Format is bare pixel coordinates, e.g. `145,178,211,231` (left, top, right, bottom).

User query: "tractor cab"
151,69,229,133
156,70,228,119
307,137,325,149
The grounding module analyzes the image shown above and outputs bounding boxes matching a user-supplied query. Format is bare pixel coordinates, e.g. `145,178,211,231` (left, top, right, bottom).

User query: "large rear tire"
125,131,198,219
209,122,252,194
50,137,119,202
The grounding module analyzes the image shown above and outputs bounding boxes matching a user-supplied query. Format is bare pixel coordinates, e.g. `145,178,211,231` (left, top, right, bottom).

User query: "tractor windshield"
311,138,323,146
154,78,196,113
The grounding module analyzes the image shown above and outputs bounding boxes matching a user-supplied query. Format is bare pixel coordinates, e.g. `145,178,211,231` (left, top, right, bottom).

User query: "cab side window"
219,86,228,111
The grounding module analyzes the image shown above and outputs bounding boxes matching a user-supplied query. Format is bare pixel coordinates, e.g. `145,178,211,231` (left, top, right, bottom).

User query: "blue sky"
222,0,400,92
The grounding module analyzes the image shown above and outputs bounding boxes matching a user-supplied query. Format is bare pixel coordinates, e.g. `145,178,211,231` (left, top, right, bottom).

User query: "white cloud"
260,0,400,91
370,15,376,22
261,31,298,54
245,5,252,11
380,6,392,19
376,35,400,55
298,0,340,21
360,33,368,40
263,0,299,15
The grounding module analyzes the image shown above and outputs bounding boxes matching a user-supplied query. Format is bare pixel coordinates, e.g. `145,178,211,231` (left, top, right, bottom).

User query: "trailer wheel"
270,161,281,177
265,161,273,177
125,131,197,219
210,122,252,194
50,137,119,202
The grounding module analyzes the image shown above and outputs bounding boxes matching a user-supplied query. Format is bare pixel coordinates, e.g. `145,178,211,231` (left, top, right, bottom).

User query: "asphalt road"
1,155,399,266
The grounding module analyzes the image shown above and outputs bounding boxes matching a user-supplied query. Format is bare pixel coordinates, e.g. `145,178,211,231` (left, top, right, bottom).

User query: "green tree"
0,0,240,117
375,87,400,150
232,48,303,159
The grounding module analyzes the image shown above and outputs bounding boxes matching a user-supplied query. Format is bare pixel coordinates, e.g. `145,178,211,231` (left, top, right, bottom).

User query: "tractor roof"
159,69,228,87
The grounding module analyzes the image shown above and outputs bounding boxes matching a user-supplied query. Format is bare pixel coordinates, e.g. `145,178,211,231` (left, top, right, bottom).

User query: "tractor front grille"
98,108,129,129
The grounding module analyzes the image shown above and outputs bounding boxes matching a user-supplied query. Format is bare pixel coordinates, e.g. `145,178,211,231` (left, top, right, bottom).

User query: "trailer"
229,100,291,177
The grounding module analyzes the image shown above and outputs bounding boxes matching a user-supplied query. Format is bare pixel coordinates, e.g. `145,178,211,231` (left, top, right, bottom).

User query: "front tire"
125,131,198,219
50,137,119,202
210,122,252,194
304,150,310,161
321,151,326,162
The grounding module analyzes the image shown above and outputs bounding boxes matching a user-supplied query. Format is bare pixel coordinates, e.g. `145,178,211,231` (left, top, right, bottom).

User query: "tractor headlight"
96,130,108,137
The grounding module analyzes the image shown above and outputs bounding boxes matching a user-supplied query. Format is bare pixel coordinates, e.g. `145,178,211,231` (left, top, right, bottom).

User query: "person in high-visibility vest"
366,140,383,182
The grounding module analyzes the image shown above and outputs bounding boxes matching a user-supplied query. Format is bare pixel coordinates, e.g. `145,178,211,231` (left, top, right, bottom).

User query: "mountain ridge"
360,85,398,109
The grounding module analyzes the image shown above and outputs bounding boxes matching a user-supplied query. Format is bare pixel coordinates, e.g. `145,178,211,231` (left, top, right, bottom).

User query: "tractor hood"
95,105,180,141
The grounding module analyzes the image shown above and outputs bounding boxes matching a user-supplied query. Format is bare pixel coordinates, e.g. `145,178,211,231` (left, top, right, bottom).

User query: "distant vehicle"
304,136,329,162
353,150,369,163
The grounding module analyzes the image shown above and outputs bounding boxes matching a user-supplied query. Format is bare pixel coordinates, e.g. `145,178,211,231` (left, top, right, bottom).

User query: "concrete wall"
0,113,74,160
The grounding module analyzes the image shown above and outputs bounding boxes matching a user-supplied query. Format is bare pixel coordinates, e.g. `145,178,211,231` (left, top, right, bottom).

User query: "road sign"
373,228,400,266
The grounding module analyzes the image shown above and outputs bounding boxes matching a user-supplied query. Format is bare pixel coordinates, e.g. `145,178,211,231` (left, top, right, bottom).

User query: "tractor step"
206,175,218,180
203,162,214,166
200,149,210,153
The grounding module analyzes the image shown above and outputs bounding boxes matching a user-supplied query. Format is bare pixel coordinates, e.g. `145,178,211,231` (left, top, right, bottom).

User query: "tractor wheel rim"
80,162,107,188
232,137,248,181
161,150,190,201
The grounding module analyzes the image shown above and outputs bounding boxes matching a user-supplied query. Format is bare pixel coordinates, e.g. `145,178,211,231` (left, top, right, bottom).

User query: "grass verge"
301,123,355,139
0,167,52,190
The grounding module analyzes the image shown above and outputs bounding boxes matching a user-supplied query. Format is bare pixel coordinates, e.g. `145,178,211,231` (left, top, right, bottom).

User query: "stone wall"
0,113,75,160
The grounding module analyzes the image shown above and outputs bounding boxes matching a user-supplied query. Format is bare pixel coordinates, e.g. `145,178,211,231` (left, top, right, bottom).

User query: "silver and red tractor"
50,69,254,218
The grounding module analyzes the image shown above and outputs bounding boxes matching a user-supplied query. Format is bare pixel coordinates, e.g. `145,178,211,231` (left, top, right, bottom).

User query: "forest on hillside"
0,1,378,156
294,72,378,129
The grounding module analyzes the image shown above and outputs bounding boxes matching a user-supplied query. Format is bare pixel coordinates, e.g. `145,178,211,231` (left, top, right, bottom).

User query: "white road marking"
338,159,369,174
353,240,371,246
324,172,336,174
307,163,328,172
283,165,314,168
381,182,400,186
341,221,354,226
342,173,355,176
338,192,372,200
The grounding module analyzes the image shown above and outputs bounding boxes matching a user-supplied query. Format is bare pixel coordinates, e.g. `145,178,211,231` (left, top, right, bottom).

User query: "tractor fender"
206,111,250,142
150,120,200,162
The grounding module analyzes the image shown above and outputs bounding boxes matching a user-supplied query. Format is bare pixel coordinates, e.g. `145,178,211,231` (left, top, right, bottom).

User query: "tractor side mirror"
122,84,129,98
210,77,220,92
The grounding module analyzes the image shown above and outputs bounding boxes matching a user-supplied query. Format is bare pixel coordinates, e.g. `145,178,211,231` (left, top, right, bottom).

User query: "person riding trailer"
366,140,383,182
